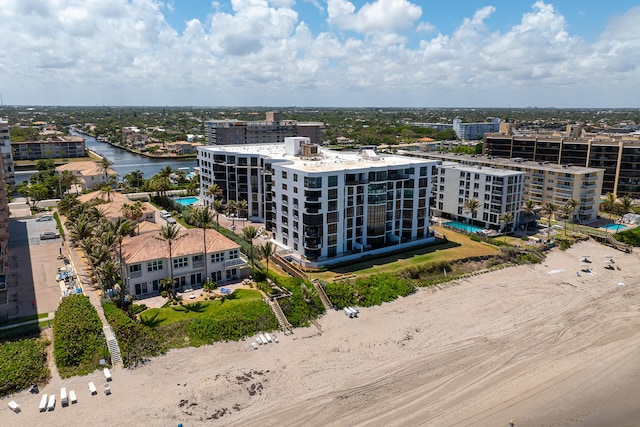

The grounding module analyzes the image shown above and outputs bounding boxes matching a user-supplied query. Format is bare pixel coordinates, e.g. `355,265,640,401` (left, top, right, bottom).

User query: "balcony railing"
224,254,248,268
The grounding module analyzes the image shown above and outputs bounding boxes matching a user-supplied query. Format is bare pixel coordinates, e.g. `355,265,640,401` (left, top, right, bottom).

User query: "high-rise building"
198,138,440,267
433,162,525,231
484,126,640,197
205,112,324,145
0,118,12,292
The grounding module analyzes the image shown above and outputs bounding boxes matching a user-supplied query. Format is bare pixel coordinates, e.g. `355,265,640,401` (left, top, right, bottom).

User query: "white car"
159,210,170,219
36,214,53,222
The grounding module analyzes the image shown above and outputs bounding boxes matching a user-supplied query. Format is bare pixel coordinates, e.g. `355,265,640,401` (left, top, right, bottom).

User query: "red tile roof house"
117,228,249,297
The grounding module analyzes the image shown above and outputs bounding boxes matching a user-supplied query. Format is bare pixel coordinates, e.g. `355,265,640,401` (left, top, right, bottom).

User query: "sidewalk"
0,312,54,331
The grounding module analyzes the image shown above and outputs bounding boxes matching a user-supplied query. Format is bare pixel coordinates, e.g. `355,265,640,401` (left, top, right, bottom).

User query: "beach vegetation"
53,294,110,378
273,277,325,327
0,338,50,397
103,302,165,367
325,273,415,308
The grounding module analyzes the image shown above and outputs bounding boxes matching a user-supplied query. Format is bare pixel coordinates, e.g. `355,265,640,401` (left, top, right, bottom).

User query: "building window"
173,257,188,269
282,170,288,179
282,183,287,190
152,280,160,291
229,249,239,259
226,268,237,280
293,173,298,182
147,260,163,272
328,175,338,187
211,252,225,263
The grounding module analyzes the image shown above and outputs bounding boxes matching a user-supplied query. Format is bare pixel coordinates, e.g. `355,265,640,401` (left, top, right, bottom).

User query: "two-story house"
118,228,249,297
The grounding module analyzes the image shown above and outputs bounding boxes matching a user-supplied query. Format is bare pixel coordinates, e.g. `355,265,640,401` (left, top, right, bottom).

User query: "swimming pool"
600,223,627,232
443,220,483,233
174,197,199,206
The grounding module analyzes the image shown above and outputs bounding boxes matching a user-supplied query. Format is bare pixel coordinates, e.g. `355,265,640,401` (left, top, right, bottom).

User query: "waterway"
15,132,198,184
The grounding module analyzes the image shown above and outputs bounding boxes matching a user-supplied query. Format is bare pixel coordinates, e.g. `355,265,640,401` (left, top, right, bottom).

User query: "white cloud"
0,0,638,107
327,0,422,34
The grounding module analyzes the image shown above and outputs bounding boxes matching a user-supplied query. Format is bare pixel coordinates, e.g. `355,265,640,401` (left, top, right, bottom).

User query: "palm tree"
212,199,223,230
259,241,276,279
226,200,238,230
155,222,185,298
521,199,538,231
600,192,616,215
563,198,578,235
98,157,115,183
158,165,174,178
192,206,215,282
615,195,634,217
541,202,559,241
206,183,223,201
149,175,171,197
237,199,248,226
463,198,480,225
499,212,514,240
242,225,259,269
124,170,144,190
57,194,80,217
100,185,114,202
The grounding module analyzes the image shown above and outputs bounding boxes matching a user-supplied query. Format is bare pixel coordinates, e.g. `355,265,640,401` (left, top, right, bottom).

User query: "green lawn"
140,289,263,327
311,226,499,281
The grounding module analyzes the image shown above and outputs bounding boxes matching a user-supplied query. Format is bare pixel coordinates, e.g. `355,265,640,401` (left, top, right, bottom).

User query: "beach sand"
3,240,639,426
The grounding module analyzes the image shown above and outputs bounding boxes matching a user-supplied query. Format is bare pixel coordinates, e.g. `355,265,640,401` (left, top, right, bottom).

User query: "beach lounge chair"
60,387,68,406
69,390,77,404
47,394,56,411
272,334,279,343
8,400,20,413
39,394,48,412
104,384,111,395
265,332,273,343
88,382,97,395
251,342,258,350
103,367,112,381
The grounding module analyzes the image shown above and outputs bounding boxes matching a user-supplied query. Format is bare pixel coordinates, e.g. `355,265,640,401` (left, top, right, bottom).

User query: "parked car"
166,217,177,224
40,231,60,240
159,210,170,219
36,214,53,222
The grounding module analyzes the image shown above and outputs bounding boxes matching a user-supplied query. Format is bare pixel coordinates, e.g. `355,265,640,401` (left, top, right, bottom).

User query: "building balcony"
224,255,248,268
192,261,204,269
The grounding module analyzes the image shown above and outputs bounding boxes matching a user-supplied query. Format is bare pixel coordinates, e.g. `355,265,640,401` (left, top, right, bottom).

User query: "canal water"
15,132,198,184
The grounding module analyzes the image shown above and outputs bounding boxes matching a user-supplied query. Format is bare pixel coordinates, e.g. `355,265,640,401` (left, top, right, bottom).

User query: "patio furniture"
8,400,20,413
39,394,48,412
88,382,97,395
103,367,112,381
69,390,77,404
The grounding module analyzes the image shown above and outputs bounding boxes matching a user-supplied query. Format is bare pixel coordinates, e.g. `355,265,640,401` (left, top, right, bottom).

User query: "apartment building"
11,135,86,160
484,126,640,197
412,117,500,140
412,152,603,223
0,119,15,188
118,228,249,297
0,119,10,293
198,138,440,267
205,112,324,145
453,117,500,140
433,162,525,231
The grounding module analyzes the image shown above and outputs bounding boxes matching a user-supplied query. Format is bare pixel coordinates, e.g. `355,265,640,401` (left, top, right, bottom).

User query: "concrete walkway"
0,312,54,331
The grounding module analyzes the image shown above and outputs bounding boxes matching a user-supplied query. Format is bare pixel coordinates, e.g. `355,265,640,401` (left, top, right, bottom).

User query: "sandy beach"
3,239,639,426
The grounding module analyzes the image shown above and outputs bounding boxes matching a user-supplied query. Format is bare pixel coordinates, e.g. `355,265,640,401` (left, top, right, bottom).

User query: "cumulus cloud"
0,0,638,106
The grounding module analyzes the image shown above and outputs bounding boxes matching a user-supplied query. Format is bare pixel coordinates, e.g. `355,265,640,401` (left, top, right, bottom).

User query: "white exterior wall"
124,248,247,297
434,163,525,231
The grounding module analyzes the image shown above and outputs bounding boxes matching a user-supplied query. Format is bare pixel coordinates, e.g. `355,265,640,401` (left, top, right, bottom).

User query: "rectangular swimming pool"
443,220,483,233
174,197,199,206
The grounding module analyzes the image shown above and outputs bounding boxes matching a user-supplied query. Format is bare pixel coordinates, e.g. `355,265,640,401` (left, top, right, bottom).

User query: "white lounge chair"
104,384,111,395
69,390,77,404
47,394,56,411
103,367,112,381
88,382,97,395
60,387,68,406
39,394,48,412
8,400,20,413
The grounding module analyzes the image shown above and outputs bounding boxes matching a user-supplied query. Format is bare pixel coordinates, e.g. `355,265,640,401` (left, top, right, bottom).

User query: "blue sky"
1,0,639,107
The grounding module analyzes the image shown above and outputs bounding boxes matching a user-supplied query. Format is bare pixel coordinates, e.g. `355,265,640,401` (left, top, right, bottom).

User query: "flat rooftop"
439,161,526,177
199,144,438,172
406,151,602,175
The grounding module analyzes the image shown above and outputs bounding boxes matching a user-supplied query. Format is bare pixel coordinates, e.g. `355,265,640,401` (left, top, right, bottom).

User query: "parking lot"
1,216,68,319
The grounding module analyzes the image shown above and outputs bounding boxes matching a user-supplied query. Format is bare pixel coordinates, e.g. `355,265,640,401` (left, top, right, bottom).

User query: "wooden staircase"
311,279,333,310
103,326,122,365
268,298,293,335
586,231,633,253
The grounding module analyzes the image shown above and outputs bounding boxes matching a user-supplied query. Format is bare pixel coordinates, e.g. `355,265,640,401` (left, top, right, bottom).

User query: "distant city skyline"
1,0,639,108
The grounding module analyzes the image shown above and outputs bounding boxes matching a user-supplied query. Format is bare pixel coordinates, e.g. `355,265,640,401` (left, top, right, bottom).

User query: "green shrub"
103,303,165,368
130,304,148,315
0,338,49,397
53,295,109,378
274,277,325,327
160,290,168,298
325,273,415,308
187,301,277,346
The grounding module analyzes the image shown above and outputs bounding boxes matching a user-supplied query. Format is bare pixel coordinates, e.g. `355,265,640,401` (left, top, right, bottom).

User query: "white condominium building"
198,137,441,267
433,162,525,231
